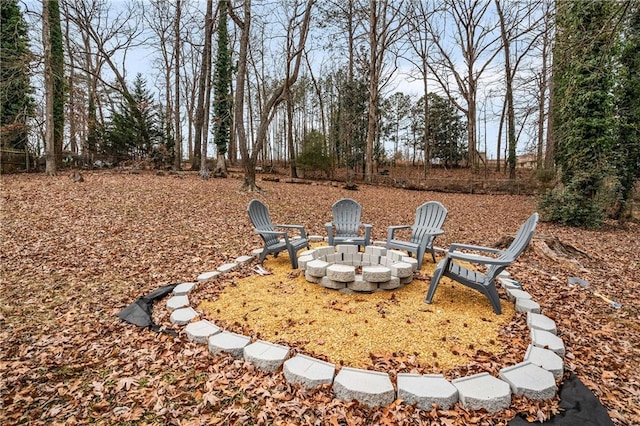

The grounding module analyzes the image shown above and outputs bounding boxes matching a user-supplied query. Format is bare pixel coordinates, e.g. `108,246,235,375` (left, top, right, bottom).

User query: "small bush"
538,170,609,229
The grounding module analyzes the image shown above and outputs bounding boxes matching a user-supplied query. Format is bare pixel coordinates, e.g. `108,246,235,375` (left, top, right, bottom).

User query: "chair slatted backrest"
332,198,362,236
411,201,448,244
248,199,279,246
486,212,539,280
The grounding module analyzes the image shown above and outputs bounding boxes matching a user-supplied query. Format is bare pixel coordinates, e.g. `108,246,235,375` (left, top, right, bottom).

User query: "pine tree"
0,0,35,150
105,74,161,161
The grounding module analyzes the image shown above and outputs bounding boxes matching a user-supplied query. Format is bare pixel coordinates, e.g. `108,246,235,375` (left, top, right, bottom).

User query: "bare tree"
42,0,56,175
495,0,544,179
173,0,182,170
64,0,149,162
191,0,215,174
364,0,405,183
404,0,438,176
229,0,252,188
231,0,315,190
146,0,178,169
425,0,501,171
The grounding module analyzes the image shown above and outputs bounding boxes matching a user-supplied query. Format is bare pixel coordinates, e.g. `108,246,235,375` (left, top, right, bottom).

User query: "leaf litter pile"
1,171,639,425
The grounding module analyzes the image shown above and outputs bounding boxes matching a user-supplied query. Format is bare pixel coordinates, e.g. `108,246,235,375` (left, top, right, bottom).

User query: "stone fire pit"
298,245,419,292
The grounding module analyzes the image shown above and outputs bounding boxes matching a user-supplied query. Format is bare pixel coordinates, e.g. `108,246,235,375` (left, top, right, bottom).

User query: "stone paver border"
162,246,564,412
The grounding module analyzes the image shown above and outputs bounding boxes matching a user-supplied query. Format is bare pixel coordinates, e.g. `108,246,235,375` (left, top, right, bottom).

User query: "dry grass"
199,247,513,371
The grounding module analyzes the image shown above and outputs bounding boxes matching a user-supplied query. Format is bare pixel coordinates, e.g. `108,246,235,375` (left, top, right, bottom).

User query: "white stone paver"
362,266,391,283
452,372,511,413
333,367,395,408
499,362,557,400
320,276,347,290
173,282,196,295
243,340,290,372
365,246,386,257
166,295,189,311
283,354,335,389
506,288,532,302
336,244,358,254
378,276,401,290
298,255,315,270
306,259,329,277
169,307,198,325
527,312,557,335
531,329,565,357
217,263,238,273
402,256,419,271
390,262,413,278
235,255,254,264
524,345,564,379
185,319,221,344
348,275,377,292
326,264,356,282
516,298,541,313
208,331,250,358
197,271,220,281
397,373,458,410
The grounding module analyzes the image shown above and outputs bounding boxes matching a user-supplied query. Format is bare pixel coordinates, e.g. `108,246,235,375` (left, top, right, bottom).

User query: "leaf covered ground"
1,171,639,425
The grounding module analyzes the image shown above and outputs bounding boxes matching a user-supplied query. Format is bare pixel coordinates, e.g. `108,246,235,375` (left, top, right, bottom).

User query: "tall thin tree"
212,0,231,177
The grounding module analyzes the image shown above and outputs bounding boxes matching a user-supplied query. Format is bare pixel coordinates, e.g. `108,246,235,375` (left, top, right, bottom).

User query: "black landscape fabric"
117,284,177,333
509,373,613,425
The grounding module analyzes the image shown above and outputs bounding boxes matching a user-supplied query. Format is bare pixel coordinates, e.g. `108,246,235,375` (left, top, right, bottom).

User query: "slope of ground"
1,170,638,425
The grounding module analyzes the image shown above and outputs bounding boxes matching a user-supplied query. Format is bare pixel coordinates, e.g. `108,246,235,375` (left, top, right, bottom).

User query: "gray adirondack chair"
325,198,372,249
386,201,448,269
247,199,310,269
425,212,538,314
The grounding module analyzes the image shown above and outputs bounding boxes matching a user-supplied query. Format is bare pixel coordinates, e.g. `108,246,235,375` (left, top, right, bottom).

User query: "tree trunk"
173,0,182,170
230,0,258,191
43,1,56,176
193,0,214,171
286,86,297,178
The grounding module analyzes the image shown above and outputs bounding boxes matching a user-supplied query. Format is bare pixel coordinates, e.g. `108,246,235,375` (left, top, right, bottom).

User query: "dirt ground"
1,169,639,425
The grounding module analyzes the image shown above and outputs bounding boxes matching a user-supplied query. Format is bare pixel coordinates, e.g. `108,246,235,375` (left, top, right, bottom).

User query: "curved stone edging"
164,239,564,411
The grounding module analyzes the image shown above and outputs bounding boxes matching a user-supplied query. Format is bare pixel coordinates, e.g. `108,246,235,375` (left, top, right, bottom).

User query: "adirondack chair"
386,201,448,269
247,199,310,269
325,198,372,249
425,212,539,314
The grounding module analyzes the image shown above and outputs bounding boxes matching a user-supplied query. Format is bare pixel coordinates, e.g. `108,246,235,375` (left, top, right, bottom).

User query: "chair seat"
333,236,367,245
387,239,419,252
289,238,309,250
448,263,484,285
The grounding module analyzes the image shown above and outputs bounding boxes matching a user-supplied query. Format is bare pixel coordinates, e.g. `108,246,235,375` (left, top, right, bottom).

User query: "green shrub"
538,172,606,228
296,130,333,177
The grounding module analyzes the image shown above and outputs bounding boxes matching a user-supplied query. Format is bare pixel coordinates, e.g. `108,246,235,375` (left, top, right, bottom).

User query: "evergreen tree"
0,0,35,150
541,0,617,227
104,74,162,161
296,130,332,177
413,93,467,168
212,0,231,177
